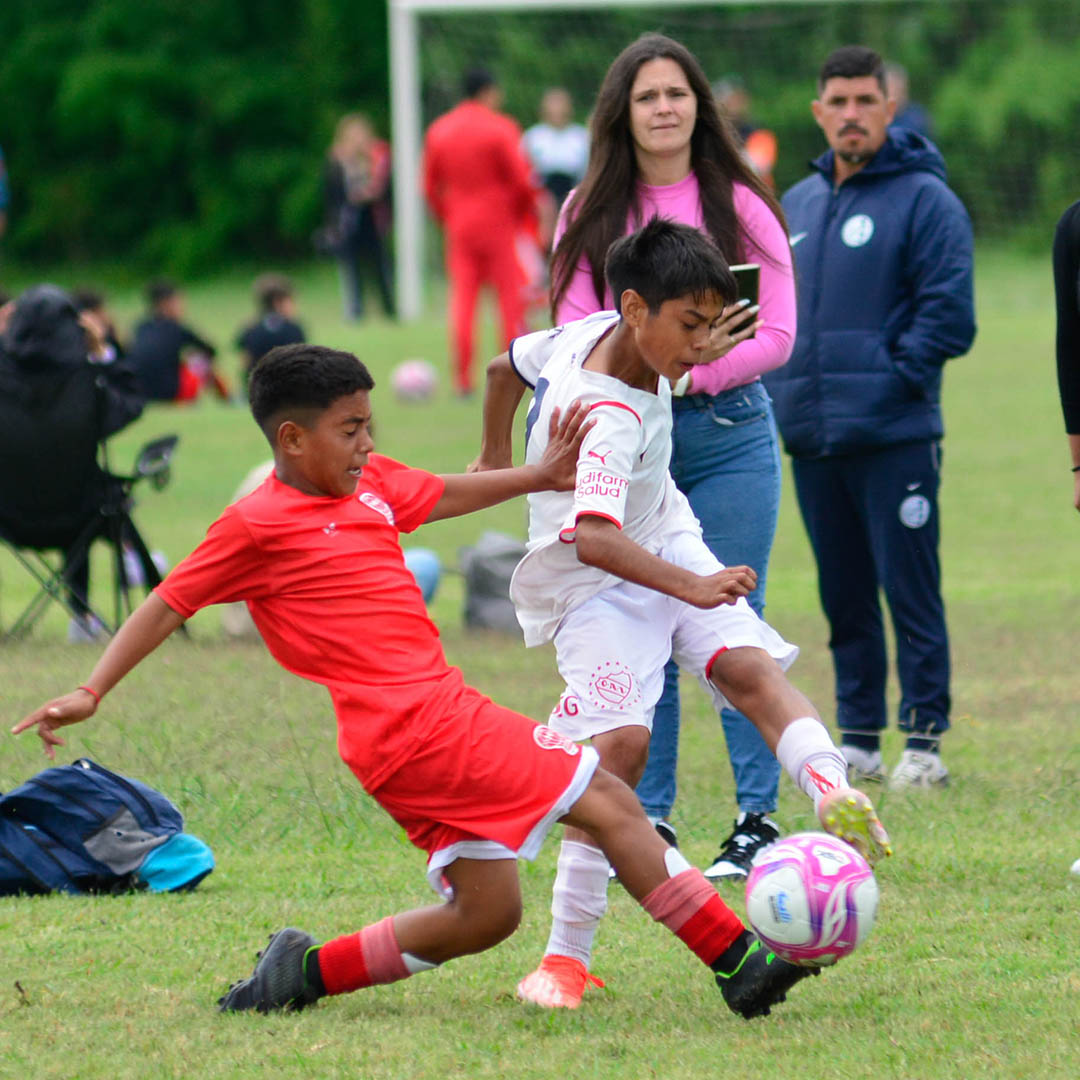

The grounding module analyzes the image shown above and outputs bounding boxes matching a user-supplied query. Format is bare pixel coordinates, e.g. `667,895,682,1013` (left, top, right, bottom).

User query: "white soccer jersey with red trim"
508,311,700,645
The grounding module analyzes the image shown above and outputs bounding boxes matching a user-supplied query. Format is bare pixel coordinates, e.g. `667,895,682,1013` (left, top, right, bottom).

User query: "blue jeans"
635,381,783,819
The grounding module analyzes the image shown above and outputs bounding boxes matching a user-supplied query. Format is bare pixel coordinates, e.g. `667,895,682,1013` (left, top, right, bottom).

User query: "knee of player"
709,646,779,698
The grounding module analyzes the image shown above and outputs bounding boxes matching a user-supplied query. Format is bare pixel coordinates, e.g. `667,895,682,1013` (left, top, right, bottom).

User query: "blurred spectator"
323,114,395,321
0,284,144,641
884,62,934,141
235,273,306,391
0,290,12,336
72,287,125,361
522,87,590,234
715,77,778,189
128,280,227,403
0,144,9,241
422,68,535,395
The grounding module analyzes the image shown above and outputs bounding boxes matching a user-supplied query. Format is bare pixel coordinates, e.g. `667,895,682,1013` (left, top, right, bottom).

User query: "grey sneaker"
703,813,780,881
218,928,321,1013
842,745,885,785
889,749,949,791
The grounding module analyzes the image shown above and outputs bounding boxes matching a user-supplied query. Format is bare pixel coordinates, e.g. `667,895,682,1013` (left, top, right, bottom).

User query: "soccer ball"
390,359,437,401
744,831,879,967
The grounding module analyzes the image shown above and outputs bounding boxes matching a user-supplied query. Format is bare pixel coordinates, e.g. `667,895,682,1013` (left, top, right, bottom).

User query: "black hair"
253,273,294,313
463,68,496,98
604,218,737,315
249,343,375,442
71,288,105,312
818,45,887,95
146,279,178,307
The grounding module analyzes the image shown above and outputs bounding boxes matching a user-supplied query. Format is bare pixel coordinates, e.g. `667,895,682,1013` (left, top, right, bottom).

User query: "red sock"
641,868,744,966
317,916,410,996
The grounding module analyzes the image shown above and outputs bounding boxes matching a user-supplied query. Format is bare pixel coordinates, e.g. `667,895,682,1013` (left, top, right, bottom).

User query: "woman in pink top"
550,34,796,883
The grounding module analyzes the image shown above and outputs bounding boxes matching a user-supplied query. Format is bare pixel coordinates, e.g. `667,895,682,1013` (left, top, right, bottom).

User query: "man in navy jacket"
764,45,975,792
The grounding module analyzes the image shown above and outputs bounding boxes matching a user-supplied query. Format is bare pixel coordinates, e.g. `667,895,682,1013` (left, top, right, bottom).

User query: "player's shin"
774,716,848,807
315,915,438,996
545,839,610,966
639,846,745,967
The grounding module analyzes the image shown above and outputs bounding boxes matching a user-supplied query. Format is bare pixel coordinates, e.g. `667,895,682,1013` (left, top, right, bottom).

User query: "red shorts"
365,694,598,895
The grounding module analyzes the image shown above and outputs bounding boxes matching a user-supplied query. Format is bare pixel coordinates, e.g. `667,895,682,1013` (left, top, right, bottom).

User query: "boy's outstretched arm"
427,400,593,522
11,593,185,759
574,515,757,609
467,351,529,473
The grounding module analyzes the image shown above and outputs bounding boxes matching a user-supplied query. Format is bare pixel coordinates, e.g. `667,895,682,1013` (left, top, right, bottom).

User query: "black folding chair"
0,435,181,639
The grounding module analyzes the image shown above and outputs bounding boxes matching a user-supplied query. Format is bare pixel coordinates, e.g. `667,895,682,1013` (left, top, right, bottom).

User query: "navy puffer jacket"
765,128,975,459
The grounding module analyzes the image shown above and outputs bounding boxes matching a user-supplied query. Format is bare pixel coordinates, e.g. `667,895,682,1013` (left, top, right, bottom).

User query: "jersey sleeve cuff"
558,510,623,543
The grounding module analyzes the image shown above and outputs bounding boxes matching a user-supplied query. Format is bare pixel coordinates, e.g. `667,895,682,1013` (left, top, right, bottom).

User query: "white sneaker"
889,749,949,791
841,745,884,784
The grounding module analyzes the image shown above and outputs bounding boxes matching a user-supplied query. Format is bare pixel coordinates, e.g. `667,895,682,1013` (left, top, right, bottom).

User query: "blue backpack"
0,758,214,895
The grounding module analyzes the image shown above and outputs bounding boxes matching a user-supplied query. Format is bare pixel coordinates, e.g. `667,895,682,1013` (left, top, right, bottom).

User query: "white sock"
775,716,848,809
545,839,610,967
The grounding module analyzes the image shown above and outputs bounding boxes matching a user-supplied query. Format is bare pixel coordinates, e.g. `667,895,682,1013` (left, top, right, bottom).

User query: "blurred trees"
1,1,1078,273
0,0,388,273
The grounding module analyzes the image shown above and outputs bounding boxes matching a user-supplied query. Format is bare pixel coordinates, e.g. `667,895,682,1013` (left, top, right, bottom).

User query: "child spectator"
72,288,126,362
128,280,227,403
471,219,891,1009
235,274,306,391
19,340,838,1022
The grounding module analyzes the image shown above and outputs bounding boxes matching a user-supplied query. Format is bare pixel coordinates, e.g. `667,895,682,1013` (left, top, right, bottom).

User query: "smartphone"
730,263,760,339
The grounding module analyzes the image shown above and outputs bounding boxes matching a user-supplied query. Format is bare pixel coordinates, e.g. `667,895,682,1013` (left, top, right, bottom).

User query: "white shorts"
546,531,799,742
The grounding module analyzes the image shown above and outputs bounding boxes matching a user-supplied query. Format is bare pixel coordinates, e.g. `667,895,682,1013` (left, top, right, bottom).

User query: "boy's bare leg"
708,647,892,863
220,858,526,1013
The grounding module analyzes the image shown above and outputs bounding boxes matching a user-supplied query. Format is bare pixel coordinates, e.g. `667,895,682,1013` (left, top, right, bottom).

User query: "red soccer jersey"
155,454,461,788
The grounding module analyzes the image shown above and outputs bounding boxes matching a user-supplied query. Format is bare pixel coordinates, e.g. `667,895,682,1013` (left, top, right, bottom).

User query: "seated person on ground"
128,279,227,403
235,274,306,392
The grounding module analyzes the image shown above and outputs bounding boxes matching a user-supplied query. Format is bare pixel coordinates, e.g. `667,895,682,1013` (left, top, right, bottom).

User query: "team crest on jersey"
533,725,581,755
841,214,875,248
358,491,395,524
589,661,640,709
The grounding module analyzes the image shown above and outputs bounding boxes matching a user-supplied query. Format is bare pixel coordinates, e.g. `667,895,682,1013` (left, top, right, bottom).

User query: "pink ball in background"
391,359,438,401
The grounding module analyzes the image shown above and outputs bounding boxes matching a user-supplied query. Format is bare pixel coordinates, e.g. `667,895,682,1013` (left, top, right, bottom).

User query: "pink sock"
641,868,744,966
317,916,410,995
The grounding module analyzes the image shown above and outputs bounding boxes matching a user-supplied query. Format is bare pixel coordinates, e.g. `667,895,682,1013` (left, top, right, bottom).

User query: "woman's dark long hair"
550,33,787,319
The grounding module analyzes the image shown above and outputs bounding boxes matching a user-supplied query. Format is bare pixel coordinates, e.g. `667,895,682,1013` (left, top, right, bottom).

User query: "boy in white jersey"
473,219,892,1009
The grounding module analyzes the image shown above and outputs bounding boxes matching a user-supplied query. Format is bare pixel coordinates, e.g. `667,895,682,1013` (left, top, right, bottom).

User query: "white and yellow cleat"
818,787,893,865
516,954,605,1009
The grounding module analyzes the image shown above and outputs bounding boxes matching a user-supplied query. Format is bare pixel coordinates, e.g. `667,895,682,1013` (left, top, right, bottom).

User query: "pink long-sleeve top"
553,172,795,395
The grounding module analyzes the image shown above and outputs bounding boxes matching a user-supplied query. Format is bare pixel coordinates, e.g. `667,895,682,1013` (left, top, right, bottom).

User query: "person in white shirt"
522,88,590,213
472,218,892,1010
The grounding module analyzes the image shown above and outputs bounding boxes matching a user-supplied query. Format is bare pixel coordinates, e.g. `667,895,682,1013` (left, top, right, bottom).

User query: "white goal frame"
388,0,893,320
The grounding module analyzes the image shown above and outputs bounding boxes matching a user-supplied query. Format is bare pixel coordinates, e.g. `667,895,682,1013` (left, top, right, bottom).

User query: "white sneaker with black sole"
889,749,949,791
703,812,780,881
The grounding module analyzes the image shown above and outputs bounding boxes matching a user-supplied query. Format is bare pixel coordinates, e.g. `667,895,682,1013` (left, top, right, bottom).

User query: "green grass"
2,249,1079,1079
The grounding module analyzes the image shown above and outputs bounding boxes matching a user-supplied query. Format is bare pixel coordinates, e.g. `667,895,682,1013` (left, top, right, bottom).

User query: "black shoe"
218,928,321,1013
703,812,780,881
713,931,819,1019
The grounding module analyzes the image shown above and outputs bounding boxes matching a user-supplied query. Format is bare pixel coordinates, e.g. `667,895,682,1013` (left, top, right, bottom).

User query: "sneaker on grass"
516,954,605,1009
713,930,819,1020
817,788,893,865
841,744,885,785
218,928,321,1013
889,749,949,791
703,813,780,881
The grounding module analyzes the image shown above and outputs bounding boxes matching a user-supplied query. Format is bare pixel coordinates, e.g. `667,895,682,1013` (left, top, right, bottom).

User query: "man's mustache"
840,124,868,136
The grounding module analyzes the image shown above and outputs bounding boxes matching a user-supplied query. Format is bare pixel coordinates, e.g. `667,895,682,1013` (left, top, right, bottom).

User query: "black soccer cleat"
218,927,322,1013
713,931,819,1020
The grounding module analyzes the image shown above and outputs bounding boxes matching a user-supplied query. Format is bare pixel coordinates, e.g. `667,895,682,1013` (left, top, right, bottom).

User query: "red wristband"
77,685,101,706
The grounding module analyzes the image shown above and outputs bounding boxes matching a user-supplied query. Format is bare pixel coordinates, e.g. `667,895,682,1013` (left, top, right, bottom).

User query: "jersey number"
524,376,550,447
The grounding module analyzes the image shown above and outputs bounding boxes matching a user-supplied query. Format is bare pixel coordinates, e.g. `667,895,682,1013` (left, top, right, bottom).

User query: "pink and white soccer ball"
745,831,879,967
390,359,437,401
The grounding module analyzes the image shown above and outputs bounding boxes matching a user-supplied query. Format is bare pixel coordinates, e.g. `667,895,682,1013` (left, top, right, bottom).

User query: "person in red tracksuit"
423,69,536,396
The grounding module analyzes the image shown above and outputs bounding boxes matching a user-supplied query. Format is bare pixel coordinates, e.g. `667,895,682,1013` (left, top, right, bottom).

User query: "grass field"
1,250,1078,1080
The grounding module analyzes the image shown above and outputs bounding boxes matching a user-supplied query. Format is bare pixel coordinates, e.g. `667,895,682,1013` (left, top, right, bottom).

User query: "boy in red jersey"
17,342,813,1020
